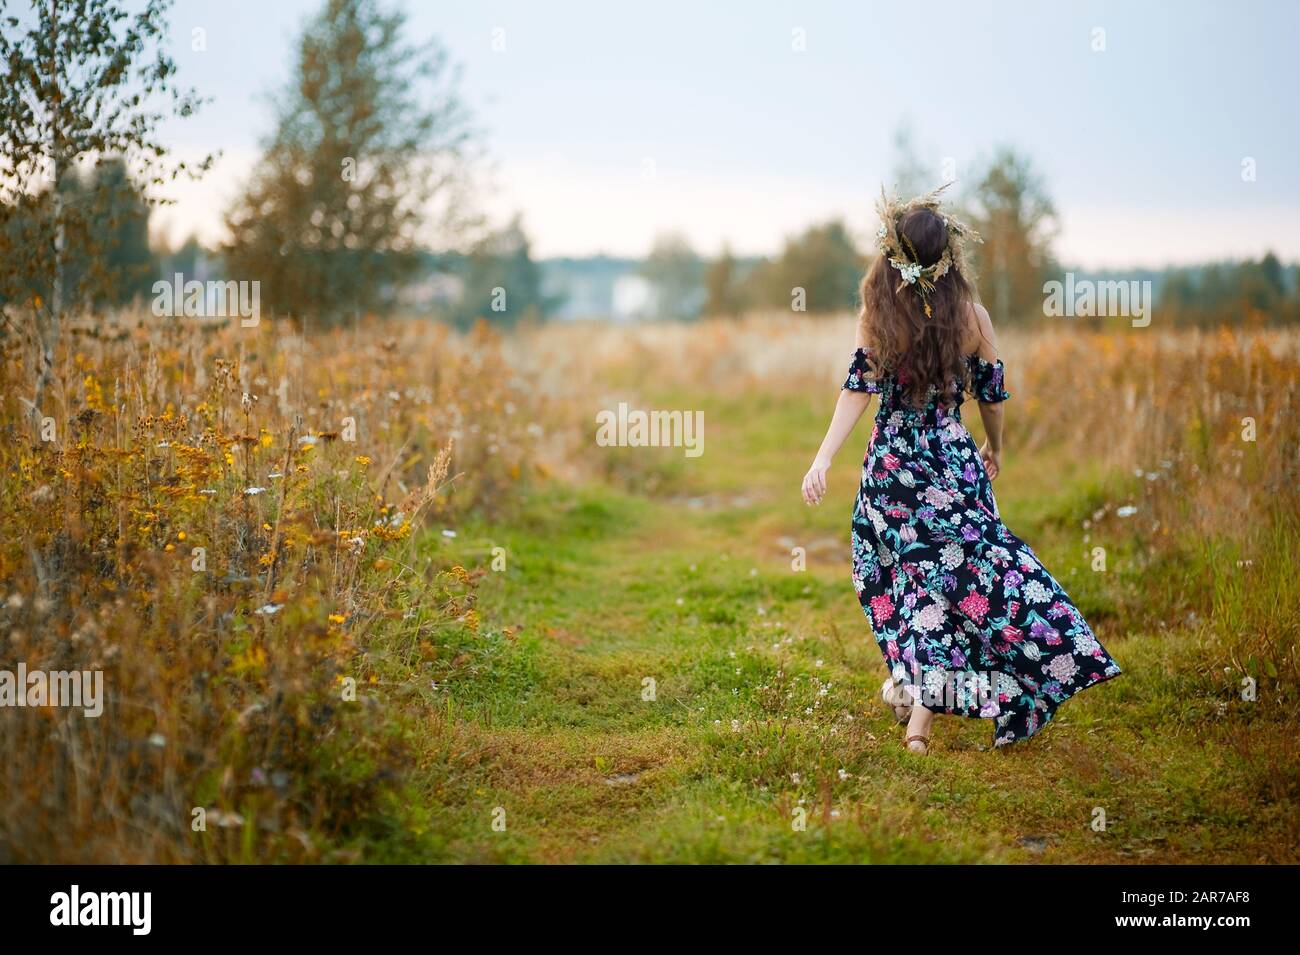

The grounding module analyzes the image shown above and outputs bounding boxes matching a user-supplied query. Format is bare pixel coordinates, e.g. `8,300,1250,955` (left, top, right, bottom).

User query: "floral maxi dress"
845,348,1121,746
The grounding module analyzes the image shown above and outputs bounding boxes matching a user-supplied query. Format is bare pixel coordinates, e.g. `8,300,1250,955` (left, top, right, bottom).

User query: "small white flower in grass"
838,768,849,780
199,488,216,496
675,598,684,606
148,733,166,748
244,486,267,496
791,773,801,784
156,440,170,448
296,435,317,446
441,529,457,538
815,659,824,667
255,603,282,615
209,810,244,829
268,471,283,479
730,719,740,733
1117,505,1138,518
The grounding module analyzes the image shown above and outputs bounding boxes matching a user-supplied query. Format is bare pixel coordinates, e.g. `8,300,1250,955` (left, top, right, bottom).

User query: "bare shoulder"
962,301,998,360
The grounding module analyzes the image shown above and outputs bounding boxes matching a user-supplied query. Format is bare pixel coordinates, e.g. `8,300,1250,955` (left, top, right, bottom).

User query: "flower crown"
874,183,981,317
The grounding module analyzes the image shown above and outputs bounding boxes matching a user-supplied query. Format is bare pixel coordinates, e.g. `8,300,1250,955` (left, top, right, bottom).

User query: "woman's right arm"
802,388,872,505
803,326,874,505
969,302,1004,480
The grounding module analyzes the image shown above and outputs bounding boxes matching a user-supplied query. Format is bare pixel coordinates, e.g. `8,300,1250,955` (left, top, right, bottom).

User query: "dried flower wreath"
874,183,982,317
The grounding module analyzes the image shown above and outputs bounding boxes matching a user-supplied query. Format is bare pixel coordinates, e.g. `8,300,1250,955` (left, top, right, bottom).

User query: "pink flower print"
870,595,895,625
959,592,990,624
883,453,901,470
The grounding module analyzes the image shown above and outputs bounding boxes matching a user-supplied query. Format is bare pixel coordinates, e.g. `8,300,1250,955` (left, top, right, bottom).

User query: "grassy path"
412,389,1296,863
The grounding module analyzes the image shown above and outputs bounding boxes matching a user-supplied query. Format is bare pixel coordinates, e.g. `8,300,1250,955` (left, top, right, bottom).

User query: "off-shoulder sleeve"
969,356,1010,403
842,348,882,394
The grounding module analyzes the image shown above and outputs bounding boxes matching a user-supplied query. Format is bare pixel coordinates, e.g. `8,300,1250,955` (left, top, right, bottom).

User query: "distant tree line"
1,157,154,310
1157,254,1300,326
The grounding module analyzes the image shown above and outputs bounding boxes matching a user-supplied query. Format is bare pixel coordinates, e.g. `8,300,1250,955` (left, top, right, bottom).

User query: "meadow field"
1,312,1297,862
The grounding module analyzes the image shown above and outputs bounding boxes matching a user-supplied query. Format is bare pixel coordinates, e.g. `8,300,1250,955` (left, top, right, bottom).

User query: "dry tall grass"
0,313,538,861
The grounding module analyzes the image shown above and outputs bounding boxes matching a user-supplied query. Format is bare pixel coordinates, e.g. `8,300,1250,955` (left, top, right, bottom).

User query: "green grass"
389,388,1298,864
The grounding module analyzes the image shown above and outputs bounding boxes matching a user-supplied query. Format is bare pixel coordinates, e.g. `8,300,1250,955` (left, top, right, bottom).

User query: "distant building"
397,271,464,312
611,274,654,322
539,256,642,321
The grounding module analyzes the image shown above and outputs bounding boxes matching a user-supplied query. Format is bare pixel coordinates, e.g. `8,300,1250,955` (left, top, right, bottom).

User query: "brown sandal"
904,734,930,755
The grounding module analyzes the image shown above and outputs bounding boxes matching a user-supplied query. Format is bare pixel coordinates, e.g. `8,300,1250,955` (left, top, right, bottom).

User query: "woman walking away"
801,186,1121,754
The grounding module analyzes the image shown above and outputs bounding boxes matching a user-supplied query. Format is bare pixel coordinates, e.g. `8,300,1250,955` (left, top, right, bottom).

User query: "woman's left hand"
979,441,1001,481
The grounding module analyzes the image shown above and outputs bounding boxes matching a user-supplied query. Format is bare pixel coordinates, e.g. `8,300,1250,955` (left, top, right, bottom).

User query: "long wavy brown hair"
859,207,975,407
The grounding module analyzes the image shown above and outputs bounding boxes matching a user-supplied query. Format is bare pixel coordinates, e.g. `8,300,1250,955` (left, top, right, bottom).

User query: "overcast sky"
150,0,1300,268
